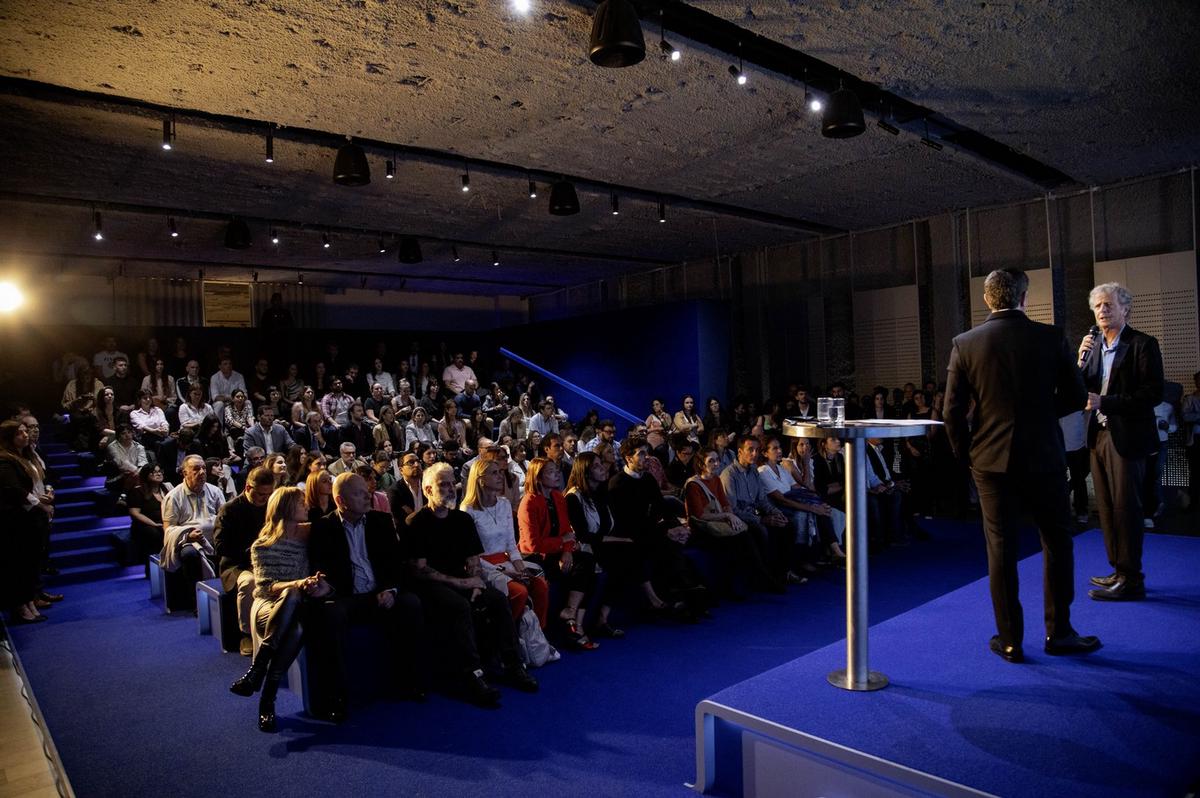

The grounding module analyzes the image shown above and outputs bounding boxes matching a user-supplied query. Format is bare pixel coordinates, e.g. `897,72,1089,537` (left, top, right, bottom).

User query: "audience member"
92,336,127,379
129,389,169,448
210,357,247,423
721,437,792,584
160,454,226,593
294,411,339,458
128,462,170,574
242,404,294,458
179,382,216,430
0,420,48,624
213,466,276,656
320,377,355,427
328,441,366,477
105,424,147,495
224,389,254,441
441,352,477,396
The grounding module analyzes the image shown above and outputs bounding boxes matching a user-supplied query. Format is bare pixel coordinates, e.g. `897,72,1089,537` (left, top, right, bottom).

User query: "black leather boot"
230,645,273,697
258,671,282,733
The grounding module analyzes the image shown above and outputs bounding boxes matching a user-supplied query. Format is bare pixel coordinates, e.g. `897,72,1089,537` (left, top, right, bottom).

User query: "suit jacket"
308,509,409,597
1079,324,1164,459
293,425,340,458
212,494,266,591
812,453,845,510
944,310,1086,473
241,421,295,457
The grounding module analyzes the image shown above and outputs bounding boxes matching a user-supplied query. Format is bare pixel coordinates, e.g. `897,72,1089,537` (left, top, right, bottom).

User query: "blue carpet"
707,531,1200,797
10,520,1071,798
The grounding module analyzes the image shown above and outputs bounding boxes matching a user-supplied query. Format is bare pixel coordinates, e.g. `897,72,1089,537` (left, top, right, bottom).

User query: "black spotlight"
398,236,423,264
549,180,581,215
589,0,645,68
333,141,371,185
822,85,865,139
224,218,252,249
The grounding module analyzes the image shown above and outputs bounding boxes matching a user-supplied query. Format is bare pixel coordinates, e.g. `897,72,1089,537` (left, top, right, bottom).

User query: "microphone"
1080,324,1101,367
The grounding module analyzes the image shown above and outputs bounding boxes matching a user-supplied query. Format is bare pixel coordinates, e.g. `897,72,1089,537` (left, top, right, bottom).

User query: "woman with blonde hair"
304,469,333,522
519,457,598,650
229,487,330,732
461,458,548,628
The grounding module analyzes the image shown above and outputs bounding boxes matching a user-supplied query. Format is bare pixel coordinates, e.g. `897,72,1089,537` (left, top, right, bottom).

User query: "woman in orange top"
518,457,598,650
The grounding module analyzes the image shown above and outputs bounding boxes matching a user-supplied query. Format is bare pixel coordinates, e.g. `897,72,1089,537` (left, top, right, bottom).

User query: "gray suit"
241,421,295,457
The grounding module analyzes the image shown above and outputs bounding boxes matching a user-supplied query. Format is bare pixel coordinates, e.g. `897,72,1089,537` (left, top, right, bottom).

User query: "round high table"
782,417,943,691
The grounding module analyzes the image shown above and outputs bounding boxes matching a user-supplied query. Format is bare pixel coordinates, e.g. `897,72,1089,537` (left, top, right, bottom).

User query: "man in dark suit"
212,466,275,655
306,472,426,721
240,404,294,459
293,410,339,459
945,268,1099,663
1077,282,1164,601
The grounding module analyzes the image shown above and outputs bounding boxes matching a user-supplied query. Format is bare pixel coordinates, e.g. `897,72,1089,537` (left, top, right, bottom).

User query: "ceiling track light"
270,227,279,245
322,232,331,249
452,245,460,263
168,216,178,238
822,80,865,139
659,12,680,61
511,0,531,14
461,165,471,193
492,251,500,267
877,111,900,136
264,126,274,163
92,209,103,241
922,118,943,150
385,154,395,179
803,70,822,113
729,58,747,86
611,192,620,215
297,272,304,286
528,176,538,199
161,116,174,150
589,0,646,68
378,235,388,254
658,197,667,223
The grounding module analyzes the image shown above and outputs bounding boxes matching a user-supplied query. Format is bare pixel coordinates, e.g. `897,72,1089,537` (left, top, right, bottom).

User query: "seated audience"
279,363,304,403
292,386,321,429
387,449,425,523
128,462,171,574
305,469,334,522
355,464,391,513
406,462,538,705
294,410,339,458
174,360,207,407
482,382,510,426
160,454,227,590
438,399,471,457
224,389,254,441
209,357,247,423
373,405,405,453
405,406,436,448
608,437,709,620
367,358,395,397
105,424,147,495
562,453,625,638
454,379,483,416
340,402,375,456
528,400,559,438
129,389,169,448
497,407,527,443
328,441,367,477
720,436,792,584
179,382,216,430
788,438,846,561
461,458,549,629
519,457,598,650
320,377,355,427
418,381,444,421
213,466,276,656
673,395,704,442
364,383,389,424
242,404,294,458
264,453,288,488
230,486,332,732
441,352,477,396
684,447,782,596
61,364,104,411
105,356,141,416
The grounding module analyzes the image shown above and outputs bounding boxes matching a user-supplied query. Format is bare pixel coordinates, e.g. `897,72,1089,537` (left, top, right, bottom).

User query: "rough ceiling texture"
0,0,1196,295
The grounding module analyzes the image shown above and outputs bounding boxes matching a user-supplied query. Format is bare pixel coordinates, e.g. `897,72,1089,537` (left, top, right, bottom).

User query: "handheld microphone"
1080,324,1101,366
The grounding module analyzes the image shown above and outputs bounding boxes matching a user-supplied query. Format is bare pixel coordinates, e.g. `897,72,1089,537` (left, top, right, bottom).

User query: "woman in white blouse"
460,457,548,628
178,382,216,430
367,358,396,397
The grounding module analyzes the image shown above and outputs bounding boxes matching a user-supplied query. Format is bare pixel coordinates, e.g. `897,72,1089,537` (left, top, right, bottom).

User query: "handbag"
516,606,558,667
684,477,740,537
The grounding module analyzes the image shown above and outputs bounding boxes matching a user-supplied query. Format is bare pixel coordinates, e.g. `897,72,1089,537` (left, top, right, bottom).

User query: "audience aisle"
8,519,1048,798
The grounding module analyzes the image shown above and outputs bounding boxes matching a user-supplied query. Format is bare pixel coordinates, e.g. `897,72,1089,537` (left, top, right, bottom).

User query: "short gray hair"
421,462,455,507
983,268,1029,311
1089,282,1133,319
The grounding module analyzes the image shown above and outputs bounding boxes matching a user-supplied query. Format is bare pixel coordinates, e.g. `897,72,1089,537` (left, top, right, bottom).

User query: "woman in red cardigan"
518,457,599,650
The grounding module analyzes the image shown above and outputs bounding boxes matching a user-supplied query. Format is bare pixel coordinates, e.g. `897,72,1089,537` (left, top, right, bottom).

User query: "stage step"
53,513,129,535
50,562,125,586
49,544,120,570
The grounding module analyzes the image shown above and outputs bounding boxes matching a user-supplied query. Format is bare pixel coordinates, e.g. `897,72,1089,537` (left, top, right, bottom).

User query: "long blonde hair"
460,458,496,511
257,487,305,547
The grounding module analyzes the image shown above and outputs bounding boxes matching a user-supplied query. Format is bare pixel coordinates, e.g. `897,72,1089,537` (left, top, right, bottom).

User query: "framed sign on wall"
201,281,252,328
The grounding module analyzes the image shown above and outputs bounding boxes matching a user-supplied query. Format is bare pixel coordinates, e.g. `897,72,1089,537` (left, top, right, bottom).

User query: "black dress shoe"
1090,572,1120,588
989,635,1024,663
462,670,501,707
1044,632,1102,655
1089,578,1146,601
500,663,540,693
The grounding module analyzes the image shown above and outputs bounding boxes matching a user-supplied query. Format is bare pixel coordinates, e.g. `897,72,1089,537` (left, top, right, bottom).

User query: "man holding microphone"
1078,283,1164,601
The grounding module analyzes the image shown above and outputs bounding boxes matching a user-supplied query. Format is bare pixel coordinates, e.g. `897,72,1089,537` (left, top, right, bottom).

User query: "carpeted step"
49,562,124,586
49,544,120,570
52,514,130,536
50,528,124,553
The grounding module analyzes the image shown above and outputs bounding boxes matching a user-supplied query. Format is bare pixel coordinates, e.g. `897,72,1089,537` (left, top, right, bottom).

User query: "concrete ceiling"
0,0,1196,295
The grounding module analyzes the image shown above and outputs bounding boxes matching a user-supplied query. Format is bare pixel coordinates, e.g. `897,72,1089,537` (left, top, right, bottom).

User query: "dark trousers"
867,489,904,545
412,582,519,676
972,469,1075,646
305,589,424,712
1189,443,1200,508
1091,429,1146,582
1066,447,1091,516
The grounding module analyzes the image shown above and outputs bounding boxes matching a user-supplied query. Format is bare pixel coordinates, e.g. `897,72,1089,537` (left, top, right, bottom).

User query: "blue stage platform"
693,531,1200,797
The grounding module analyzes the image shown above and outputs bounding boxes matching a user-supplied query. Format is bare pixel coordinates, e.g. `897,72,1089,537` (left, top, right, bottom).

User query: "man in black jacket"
306,473,426,721
945,268,1099,663
212,467,275,655
1078,282,1165,601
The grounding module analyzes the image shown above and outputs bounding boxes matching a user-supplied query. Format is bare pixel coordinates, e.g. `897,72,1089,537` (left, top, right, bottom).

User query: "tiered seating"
41,437,127,584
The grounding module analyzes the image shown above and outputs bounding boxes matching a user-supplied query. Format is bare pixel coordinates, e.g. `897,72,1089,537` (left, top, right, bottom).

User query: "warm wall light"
0,282,24,312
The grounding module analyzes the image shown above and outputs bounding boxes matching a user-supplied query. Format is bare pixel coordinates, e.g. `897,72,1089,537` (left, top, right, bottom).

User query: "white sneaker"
1143,518,1154,529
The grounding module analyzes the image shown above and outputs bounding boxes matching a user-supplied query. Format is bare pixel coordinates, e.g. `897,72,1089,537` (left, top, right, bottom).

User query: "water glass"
831,398,846,425
817,397,833,423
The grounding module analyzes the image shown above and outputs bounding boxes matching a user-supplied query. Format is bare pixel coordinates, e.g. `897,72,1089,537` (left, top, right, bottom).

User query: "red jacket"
518,490,575,555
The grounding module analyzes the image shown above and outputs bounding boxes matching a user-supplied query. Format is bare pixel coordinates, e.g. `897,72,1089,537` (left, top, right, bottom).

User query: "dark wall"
499,299,731,432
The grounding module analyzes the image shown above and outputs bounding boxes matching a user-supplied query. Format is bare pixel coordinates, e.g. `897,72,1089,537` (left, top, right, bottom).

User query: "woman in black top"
1,420,47,624
563,452,627,638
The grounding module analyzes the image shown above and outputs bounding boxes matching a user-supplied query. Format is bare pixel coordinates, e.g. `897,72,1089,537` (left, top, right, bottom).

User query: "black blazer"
293,425,340,458
212,494,266,591
944,310,1086,474
308,509,408,597
1080,325,1164,459
812,453,845,510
